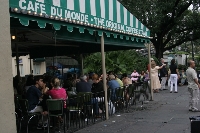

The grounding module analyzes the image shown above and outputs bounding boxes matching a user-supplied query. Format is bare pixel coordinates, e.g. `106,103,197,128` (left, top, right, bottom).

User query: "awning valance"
10,0,150,41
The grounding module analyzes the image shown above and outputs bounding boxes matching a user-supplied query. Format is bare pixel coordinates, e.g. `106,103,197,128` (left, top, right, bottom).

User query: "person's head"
181,69,185,72
161,58,164,63
89,73,94,79
92,74,100,83
141,71,145,75
108,75,115,80
80,75,87,82
26,75,34,86
121,73,128,79
34,76,44,88
151,58,154,62
151,61,156,68
134,70,136,73
171,59,176,65
51,77,60,88
188,60,195,68
67,73,73,80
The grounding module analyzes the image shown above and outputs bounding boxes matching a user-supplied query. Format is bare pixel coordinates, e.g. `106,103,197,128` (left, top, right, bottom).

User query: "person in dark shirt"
63,73,74,91
76,75,100,117
26,76,48,129
26,76,44,112
160,58,168,90
76,75,92,93
92,74,104,97
169,59,180,93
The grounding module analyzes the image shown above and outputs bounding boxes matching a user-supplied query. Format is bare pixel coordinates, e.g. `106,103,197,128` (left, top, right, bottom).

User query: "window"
33,63,41,75
15,64,24,76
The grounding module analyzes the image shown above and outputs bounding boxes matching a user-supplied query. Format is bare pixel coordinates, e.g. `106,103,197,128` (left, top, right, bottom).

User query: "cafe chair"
46,99,66,133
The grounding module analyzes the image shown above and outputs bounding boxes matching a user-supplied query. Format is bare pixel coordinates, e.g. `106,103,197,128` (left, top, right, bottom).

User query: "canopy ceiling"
9,0,151,58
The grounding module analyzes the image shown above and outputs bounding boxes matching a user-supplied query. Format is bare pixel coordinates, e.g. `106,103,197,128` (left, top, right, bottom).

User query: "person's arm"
157,64,165,70
176,66,180,78
194,78,200,89
192,70,200,88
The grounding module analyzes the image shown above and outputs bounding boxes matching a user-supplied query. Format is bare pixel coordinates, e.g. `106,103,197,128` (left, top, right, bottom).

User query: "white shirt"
186,67,198,89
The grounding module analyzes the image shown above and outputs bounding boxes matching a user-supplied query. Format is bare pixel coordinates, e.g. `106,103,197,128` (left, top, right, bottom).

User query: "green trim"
10,13,150,43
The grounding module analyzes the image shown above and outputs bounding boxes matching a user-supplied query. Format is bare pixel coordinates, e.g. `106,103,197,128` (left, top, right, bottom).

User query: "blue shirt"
26,85,42,111
108,80,120,101
108,80,120,90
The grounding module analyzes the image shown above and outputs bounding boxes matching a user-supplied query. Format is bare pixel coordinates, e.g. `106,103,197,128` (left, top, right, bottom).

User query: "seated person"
107,75,120,101
76,75,99,117
144,71,149,82
179,70,187,86
47,77,67,106
26,76,48,129
131,70,139,83
121,73,132,86
63,73,74,91
92,74,104,99
139,71,145,83
45,77,67,122
115,74,123,87
76,75,92,93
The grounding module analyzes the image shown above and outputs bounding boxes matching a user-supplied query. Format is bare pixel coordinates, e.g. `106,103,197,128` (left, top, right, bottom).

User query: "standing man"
186,60,200,112
160,58,168,90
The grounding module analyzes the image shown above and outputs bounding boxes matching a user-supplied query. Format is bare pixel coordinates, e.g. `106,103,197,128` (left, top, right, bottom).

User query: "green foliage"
84,50,149,74
178,64,186,70
119,0,200,58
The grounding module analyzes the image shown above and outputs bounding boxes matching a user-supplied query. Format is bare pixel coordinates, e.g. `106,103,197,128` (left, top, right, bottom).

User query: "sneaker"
174,91,178,93
192,107,199,112
170,91,172,93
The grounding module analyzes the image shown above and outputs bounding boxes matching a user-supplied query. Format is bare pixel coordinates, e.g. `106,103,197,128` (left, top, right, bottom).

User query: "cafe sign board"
10,0,150,37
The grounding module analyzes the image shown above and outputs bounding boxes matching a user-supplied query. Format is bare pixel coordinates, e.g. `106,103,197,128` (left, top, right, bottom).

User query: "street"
75,86,197,133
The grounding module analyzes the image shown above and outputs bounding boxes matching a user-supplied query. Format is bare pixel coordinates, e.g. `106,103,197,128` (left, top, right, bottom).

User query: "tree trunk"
154,39,164,59
155,49,164,59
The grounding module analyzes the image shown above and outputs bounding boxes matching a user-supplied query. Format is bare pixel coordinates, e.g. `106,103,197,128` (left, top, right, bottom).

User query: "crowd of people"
13,57,200,130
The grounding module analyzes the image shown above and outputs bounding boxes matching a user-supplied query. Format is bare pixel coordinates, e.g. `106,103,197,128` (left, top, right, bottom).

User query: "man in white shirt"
186,60,200,112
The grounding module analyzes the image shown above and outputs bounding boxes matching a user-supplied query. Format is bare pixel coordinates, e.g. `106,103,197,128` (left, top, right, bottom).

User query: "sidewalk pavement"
75,86,199,133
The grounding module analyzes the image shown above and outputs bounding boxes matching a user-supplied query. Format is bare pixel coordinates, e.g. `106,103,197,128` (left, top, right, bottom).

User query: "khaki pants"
161,77,167,90
188,88,199,109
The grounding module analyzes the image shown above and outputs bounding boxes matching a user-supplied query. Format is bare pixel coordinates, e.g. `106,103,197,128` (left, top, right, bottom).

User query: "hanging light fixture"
11,35,16,40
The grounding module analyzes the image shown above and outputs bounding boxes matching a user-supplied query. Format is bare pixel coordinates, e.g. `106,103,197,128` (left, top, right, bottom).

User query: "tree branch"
164,39,187,51
161,1,192,37
163,33,172,46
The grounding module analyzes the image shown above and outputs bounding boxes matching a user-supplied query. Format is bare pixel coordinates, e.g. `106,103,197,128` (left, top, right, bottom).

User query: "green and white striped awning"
10,0,150,41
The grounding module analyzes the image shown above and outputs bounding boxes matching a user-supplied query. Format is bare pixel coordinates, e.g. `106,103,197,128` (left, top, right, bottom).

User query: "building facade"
12,55,46,77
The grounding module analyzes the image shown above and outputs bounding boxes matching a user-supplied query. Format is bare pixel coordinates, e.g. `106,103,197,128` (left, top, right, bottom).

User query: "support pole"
101,33,108,120
80,54,84,75
192,41,194,61
29,57,32,74
148,43,153,101
53,57,55,76
15,43,20,78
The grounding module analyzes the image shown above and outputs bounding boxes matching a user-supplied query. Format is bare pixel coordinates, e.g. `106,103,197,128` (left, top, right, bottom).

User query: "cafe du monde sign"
16,0,148,36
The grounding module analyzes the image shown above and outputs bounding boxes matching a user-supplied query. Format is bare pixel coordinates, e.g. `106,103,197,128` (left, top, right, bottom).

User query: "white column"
0,0,16,132
148,43,153,101
101,33,108,120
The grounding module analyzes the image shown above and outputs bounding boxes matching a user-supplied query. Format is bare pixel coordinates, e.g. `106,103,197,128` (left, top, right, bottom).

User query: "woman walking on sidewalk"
169,59,179,93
